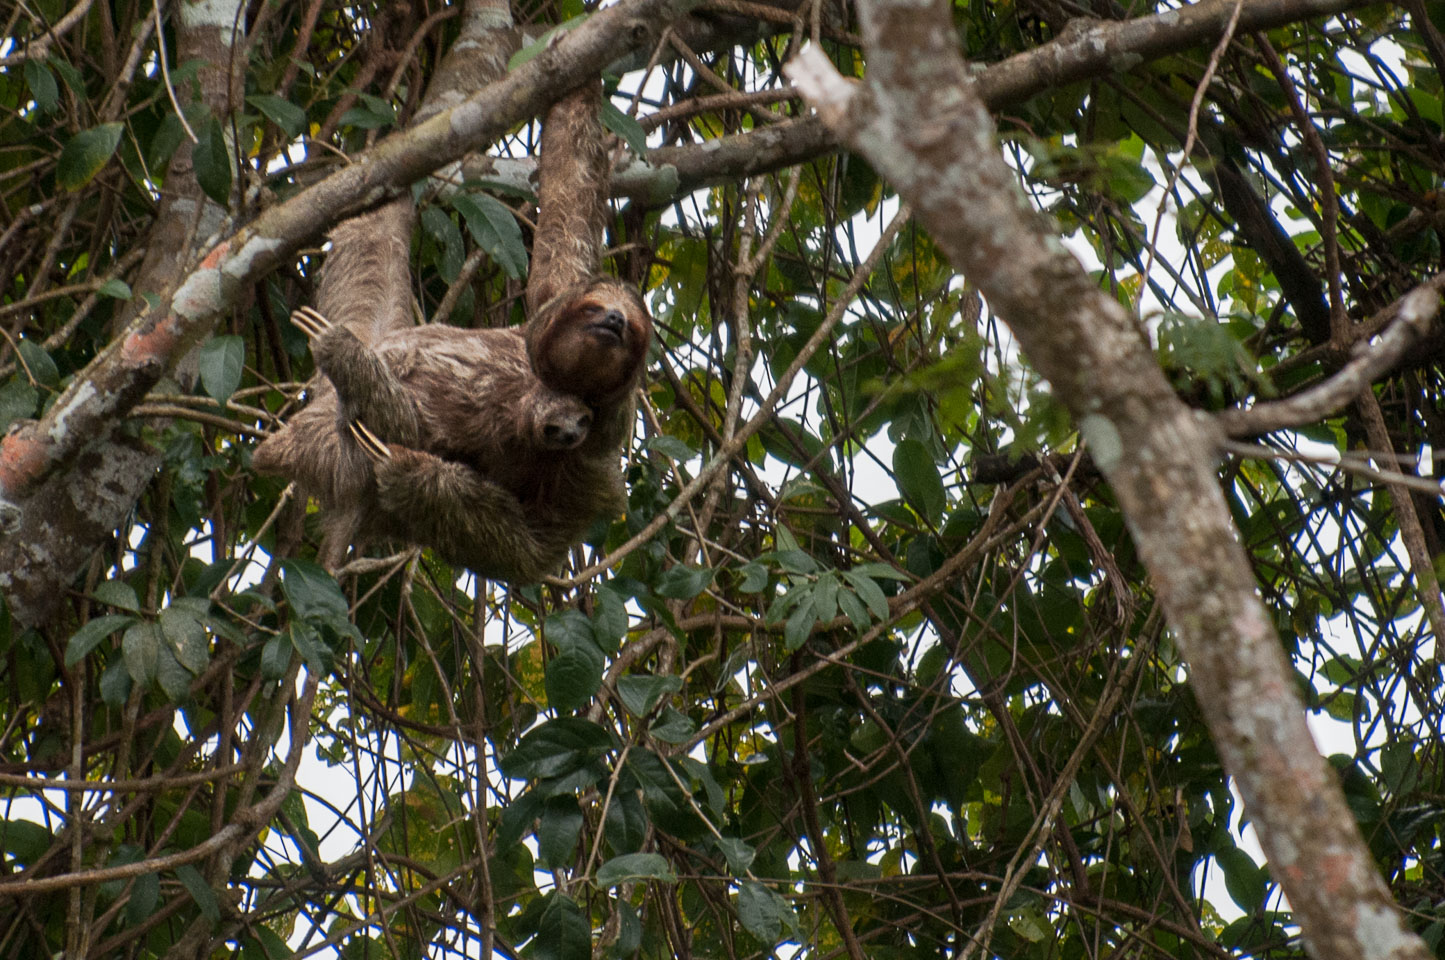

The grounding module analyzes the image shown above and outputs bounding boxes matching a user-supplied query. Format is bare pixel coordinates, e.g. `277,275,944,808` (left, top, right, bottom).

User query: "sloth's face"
533,281,651,404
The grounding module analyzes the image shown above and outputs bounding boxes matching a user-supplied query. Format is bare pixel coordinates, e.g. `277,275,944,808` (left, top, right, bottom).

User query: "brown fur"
253,279,651,581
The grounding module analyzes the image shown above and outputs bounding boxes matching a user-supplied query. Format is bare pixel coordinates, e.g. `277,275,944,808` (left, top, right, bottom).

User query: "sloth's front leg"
292,307,423,446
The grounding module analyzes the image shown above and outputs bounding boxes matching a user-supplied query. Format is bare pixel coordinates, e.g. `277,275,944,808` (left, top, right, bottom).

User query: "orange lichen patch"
0,426,52,498
120,312,184,368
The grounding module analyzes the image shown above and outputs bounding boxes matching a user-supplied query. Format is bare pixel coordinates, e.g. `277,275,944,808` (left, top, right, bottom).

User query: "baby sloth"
253,278,651,582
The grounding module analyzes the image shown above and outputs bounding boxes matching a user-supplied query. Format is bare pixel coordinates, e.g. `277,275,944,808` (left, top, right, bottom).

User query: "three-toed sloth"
252,278,652,581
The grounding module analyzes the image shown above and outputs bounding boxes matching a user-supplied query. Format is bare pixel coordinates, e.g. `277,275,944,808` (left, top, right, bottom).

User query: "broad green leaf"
98,278,132,299
0,379,38,433
647,434,695,461
15,340,59,389
175,863,220,922
608,900,641,959
784,602,816,652
648,706,697,744
717,836,755,875
595,852,674,887
287,621,330,676
155,644,193,702
545,642,604,714
260,632,292,680
737,562,769,593
616,674,681,717
57,123,124,190
537,796,583,869
655,565,713,600
453,193,528,279
193,116,231,206
603,790,647,855
841,569,889,622
591,585,629,653
25,60,59,112
500,718,615,781
893,438,945,523
246,94,306,137
159,606,208,673
99,658,131,706
280,559,350,630
527,893,590,960
122,621,160,685
601,99,648,156
737,881,795,944
1217,846,1267,913
199,335,244,403
64,614,135,666
125,871,160,925
813,571,839,621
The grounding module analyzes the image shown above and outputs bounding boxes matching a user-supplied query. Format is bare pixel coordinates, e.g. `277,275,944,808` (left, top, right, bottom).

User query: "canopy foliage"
1,0,1443,958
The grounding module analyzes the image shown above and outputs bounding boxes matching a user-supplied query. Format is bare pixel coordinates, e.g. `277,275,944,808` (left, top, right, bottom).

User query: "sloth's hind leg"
349,421,563,582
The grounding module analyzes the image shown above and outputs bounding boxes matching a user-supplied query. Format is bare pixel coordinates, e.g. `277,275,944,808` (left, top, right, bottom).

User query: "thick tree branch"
786,2,1429,957
1217,274,1445,437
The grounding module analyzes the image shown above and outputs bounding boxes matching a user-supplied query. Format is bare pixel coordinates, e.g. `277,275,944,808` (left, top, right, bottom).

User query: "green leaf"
837,588,869,630
841,569,889,622
174,864,220,922
784,602,817,652
155,644,193,702
99,658,132,706
717,836,755,875
608,900,641,959
64,614,136,666
737,562,769,593
122,621,160,685
25,60,59,112
57,122,124,190
98,278,132,299
260,631,292,681
603,790,647,855
737,881,795,944
527,893,590,960
654,565,713,600
1217,846,1267,913
125,871,160,925
500,718,615,781
537,796,584,869
813,571,839,621
648,706,697,744
893,438,945,523
591,585,629,653
280,559,350,629
0,378,38,433
159,606,209,673
600,99,648,156
453,193,528,279
595,852,674,887
617,674,681,717
199,335,244,403
193,115,232,206
246,94,306,138
545,641,604,714
287,621,330,676
15,339,59,389
647,434,695,461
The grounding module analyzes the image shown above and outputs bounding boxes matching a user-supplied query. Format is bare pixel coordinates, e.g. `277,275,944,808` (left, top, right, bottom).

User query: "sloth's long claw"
290,306,332,339
348,419,392,463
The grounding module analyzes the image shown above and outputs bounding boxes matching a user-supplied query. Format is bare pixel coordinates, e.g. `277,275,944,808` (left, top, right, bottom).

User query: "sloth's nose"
598,310,626,336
